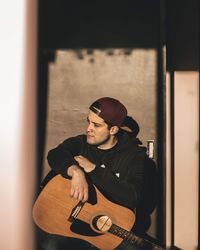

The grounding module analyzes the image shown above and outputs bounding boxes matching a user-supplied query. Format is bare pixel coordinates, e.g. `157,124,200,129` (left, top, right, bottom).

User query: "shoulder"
62,134,86,143
118,133,147,156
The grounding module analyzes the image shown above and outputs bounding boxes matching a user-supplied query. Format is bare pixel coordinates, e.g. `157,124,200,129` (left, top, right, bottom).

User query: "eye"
94,123,100,128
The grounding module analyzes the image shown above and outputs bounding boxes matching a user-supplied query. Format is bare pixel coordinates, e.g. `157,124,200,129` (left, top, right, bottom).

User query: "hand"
67,165,88,202
74,155,96,173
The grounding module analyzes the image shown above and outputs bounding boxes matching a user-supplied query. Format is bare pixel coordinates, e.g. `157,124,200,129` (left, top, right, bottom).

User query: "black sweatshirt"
47,133,146,211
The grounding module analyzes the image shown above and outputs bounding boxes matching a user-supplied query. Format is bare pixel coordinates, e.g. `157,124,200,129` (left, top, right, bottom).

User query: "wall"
166,1,199,248
174,73,199,249
42,48,159,239
166,72,199,250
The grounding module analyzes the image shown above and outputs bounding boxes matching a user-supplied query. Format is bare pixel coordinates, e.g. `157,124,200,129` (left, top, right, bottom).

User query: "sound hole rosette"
90,213,113,234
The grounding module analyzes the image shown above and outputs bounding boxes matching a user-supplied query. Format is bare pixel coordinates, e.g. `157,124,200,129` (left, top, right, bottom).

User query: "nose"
87,122,93,132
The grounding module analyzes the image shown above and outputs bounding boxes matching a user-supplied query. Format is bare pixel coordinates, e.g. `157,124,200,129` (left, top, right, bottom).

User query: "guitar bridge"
68,201,85,223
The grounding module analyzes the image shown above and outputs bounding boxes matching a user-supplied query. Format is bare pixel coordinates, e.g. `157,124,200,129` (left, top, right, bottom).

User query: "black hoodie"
47,133,147,211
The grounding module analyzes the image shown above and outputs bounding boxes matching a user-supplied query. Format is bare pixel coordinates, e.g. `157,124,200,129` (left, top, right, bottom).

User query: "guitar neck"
109,224,165,250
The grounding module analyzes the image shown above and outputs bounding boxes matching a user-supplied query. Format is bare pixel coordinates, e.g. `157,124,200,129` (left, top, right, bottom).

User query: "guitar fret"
127,232,134,241
109,224,165,250
121,229,128,239
109,225,129,239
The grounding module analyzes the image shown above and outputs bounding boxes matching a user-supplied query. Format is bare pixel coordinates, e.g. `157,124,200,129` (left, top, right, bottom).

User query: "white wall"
166,72,199,249
174,72,199,249
0,1,37,249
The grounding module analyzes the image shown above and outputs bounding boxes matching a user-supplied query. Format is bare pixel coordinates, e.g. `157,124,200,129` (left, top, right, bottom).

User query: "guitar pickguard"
70,219,101,237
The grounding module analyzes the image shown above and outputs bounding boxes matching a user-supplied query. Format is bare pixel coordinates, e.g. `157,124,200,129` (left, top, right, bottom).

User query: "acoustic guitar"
33,174,165,250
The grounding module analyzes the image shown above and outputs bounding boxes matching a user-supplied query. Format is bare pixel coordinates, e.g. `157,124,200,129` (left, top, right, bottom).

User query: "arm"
67,165,88,202
47,135,88,202
47,135,83,178
74,149,146,210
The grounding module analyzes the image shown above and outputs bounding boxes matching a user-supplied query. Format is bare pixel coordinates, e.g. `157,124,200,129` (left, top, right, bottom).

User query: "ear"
110,126,119,135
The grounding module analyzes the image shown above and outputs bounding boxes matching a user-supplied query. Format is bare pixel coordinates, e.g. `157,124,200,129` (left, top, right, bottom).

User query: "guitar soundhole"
92,215,112,233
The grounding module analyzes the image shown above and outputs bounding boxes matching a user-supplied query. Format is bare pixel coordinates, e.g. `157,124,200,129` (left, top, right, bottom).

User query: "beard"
86,133,111,147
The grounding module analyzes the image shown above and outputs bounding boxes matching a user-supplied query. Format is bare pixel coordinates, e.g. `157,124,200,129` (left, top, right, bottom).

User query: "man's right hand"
67,165,88,202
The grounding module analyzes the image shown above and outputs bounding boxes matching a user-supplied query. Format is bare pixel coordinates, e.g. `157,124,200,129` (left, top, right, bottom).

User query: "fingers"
74,155,81,161
70,168,88,202
69,163,89,202
83,187,88,202
70,185,88,202
74,155,95,173
74,155,83,166
74,155,83,159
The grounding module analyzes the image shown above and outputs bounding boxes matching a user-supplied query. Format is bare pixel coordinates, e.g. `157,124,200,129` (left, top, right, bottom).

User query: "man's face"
86,110,112,148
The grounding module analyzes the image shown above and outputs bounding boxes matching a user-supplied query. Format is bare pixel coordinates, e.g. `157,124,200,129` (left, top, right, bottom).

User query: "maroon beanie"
89,97,127,127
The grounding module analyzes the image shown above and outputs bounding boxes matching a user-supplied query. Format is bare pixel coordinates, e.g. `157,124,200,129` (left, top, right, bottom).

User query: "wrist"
67,165,82,177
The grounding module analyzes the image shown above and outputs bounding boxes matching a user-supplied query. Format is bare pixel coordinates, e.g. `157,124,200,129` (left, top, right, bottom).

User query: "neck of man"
97,136,118,150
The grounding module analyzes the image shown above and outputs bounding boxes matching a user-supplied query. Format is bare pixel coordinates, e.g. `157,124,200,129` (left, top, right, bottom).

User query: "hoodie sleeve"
47,135,84,178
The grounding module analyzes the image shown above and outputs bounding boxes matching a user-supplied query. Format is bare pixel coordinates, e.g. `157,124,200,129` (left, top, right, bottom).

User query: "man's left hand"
74,155,96,173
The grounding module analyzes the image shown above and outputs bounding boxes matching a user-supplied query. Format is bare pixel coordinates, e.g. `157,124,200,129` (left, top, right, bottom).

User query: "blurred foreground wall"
0,1,37,250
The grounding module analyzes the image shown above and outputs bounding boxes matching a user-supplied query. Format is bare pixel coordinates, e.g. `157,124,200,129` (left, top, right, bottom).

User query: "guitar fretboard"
109,224,165,250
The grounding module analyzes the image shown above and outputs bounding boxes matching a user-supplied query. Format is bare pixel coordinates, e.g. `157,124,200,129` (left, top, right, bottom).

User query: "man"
39,97,148,250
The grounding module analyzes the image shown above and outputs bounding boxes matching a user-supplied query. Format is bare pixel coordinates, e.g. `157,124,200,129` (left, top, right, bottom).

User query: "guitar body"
33,175,135,250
